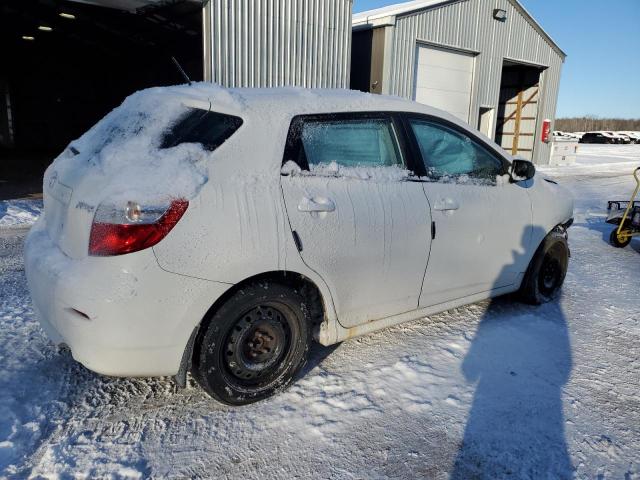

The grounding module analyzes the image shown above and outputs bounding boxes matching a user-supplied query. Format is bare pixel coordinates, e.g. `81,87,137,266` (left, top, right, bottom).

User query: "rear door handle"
298,197,336,213
433,198,460,211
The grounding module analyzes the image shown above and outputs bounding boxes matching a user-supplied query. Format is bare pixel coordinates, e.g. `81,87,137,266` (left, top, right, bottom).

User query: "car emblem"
49,172,58,189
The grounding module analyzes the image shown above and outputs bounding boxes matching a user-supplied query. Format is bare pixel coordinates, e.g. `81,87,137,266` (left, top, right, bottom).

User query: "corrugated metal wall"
203,0,353,89
384,0,564,165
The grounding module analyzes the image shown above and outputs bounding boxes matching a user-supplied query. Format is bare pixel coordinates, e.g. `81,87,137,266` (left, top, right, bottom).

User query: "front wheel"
519,231,569,304
610,228,632,248
193,282,312,405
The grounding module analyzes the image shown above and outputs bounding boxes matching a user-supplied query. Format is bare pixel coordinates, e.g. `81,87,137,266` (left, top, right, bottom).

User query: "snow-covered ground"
0,199,42,228
1,145,639,479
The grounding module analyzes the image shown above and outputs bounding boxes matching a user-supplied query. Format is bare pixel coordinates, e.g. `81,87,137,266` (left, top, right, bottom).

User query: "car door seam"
417,184,434,306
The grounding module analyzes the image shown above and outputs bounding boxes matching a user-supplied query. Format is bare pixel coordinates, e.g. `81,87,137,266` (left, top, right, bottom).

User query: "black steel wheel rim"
539,255,561,295
223,305,292,385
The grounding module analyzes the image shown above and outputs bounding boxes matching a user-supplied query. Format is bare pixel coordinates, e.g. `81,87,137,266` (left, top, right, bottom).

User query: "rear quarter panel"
152,115,288,283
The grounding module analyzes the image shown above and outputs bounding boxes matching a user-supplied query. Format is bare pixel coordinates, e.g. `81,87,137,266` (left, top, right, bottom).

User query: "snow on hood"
45,83,243,206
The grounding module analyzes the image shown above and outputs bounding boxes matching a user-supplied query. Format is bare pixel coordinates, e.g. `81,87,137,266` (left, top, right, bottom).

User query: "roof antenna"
171,56,192,85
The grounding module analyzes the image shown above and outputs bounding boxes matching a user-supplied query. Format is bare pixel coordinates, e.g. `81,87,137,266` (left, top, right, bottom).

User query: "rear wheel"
610,228,632,248
193,282,312,405
519,231,569,304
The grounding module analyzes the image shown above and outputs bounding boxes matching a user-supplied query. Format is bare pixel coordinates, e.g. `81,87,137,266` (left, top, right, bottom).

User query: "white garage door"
413,45,475,123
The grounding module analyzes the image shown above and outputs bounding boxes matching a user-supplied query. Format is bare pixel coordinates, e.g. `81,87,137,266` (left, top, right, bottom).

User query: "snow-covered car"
609,132,630,144
24,85,574,405
553,131,577,142
619,131,640,144
615,132,637,144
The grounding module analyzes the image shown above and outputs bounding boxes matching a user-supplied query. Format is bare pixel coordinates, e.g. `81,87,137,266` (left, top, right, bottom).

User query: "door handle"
433,198,460,211
298,197,336,213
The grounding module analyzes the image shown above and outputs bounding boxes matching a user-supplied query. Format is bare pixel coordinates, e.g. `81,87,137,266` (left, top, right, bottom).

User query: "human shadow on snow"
450,226,574,479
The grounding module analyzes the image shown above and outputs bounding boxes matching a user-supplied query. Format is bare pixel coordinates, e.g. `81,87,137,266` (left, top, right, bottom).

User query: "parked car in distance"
617,133,632,144
25,85,574,405
617,131,640,144
606,132,630,144
553,131,579,142
580,131,616,144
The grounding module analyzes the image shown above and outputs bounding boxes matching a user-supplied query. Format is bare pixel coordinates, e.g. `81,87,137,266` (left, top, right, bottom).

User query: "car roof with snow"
163,83,456,121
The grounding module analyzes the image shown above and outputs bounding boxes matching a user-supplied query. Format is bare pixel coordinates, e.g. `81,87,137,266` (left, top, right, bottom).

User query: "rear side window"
161,108,243,151
298,119,404,168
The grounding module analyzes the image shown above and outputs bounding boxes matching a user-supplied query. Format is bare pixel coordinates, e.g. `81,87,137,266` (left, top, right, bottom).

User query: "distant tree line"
555,116,640,132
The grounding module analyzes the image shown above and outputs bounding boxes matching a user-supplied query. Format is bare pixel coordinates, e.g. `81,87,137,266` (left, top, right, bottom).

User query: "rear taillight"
89,199,188,256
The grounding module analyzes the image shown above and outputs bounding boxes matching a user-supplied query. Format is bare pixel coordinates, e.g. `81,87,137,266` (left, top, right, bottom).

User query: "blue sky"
353,0,640,119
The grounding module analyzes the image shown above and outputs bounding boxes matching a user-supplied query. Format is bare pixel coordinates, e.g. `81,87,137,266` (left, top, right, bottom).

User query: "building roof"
352,0,449,24
352,0,566,58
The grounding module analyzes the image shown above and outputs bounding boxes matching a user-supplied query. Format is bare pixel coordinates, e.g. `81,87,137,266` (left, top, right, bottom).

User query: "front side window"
161,108,243,151
409,119,504,182
298,118,404,169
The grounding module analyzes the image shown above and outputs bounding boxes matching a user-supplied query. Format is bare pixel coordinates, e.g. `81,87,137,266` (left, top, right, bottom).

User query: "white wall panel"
204,0,352,88
413,45,474,122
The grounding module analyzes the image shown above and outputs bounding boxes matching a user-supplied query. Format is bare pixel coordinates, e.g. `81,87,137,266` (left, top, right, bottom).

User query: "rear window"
161,108,243,151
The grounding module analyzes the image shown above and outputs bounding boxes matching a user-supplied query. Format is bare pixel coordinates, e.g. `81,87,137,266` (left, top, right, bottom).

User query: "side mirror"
510,158,536,182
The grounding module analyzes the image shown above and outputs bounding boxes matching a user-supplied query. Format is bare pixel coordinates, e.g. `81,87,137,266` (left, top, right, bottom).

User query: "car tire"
192,282,312,405
609,228,632,248
519,230,569,305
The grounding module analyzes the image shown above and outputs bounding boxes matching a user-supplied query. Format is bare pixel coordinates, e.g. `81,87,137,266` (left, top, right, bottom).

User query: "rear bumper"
24,219,229,377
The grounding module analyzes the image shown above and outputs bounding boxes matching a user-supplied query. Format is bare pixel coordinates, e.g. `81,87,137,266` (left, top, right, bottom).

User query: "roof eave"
352,0,566,60
507,0,566,59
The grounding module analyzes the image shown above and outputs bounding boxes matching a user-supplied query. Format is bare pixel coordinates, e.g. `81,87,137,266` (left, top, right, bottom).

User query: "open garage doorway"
495,61,544,161
0,0,202,199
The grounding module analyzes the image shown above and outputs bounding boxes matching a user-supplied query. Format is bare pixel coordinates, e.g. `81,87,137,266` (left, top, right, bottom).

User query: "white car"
552,131,577,142
609,132,630,144
618,131,640,144
25,85,574,405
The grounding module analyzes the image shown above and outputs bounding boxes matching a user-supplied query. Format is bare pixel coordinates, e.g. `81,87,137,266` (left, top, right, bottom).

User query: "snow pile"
572,144,640,164
281,161,507,185
45,83,243,206
0,200,43,228
539,144,640,176
282,160,412,181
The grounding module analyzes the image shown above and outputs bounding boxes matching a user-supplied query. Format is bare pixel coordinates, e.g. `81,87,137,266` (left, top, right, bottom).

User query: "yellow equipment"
607,166,640,248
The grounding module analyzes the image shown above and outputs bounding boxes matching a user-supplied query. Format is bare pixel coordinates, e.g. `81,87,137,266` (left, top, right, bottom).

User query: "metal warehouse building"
351,0,566,165
2,0,564,186
202,0,353,88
